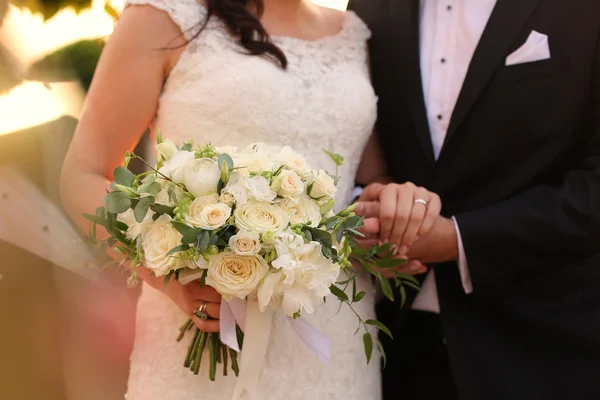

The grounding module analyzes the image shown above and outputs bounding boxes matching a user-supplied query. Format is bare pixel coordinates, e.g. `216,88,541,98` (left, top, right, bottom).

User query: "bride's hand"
358,182,442,255
137,267,222,332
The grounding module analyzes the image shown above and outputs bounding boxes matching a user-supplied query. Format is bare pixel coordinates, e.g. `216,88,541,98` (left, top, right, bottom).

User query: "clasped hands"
354,182,459,275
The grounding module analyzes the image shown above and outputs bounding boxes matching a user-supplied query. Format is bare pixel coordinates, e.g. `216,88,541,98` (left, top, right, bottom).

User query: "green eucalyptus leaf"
365,319,393,339
113,166,135,187
150,204,176,216
363,332,373,364
166,244,190,256
82,213,108,228
105,192,131,214
329,285,348,302
196,231,210,252
134,196,153,223
147,181,162,196
171,221,193,235
218,154,234,170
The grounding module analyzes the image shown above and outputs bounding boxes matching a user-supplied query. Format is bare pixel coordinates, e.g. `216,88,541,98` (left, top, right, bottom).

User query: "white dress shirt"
411,0,497,313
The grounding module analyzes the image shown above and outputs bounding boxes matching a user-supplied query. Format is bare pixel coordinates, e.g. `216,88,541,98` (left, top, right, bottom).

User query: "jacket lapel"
393,0,436,165
441,0,540,153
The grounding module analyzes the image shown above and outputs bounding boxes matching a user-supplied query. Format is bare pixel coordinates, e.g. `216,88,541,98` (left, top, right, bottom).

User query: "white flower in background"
233,144,275,173
117,208,154,241
158,150,194,181
182,158,221,198
215,145,238,154
278,196,322,227
309,170,337,199
274,146,312,178
271,170,304,197
206,251,269,300
229,230,261,256
194,203,232,230
184,194,220,226
142,214,187,277
154,180,186,207
225,175,277,205
234,200,290,235
157,138,179,161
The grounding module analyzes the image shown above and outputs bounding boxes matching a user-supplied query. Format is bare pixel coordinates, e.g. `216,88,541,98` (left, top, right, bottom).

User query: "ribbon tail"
220,301,239,352
232,300,273,400
287,317,331,364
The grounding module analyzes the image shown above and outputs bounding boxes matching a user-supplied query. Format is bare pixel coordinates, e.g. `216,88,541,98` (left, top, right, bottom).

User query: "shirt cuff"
350,186,364,204
452,216,473,294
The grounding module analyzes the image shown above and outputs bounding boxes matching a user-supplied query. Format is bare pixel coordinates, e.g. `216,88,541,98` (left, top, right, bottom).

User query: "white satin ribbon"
287,316,331,363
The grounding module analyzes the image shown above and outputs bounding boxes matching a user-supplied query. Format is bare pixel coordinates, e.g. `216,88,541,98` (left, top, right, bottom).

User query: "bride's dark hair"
191,0,288,68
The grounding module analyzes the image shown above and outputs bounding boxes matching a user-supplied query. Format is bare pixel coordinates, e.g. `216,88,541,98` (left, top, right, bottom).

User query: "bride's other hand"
137,268,221,332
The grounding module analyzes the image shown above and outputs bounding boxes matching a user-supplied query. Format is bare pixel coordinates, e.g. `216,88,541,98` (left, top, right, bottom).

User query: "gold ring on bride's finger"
414,198,428,207
194,301,209,320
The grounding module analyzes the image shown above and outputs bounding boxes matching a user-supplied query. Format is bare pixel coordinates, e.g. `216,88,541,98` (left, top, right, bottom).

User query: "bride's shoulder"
125,0,206,40
314,5,371,42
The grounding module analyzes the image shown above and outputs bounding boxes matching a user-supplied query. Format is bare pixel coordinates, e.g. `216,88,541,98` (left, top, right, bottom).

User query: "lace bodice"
124,1,380,399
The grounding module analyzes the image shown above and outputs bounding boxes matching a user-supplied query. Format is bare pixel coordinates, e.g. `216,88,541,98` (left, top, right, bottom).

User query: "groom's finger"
356,201,380,219
360,217,380,235
359,183,386,202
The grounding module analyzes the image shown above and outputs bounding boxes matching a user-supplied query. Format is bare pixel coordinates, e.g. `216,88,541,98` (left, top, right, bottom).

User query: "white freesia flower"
206,251,269,300
142,214,187,277
117,208,154,241
271,170,304,197
278,196,322,227
184,194,219,227
158,150,194,181
234,200,290,234
194,203,231,230
229,230,261,256
274,146,311,178
225,176,277,205
157,138,179,161
309,170,337,199
182,158,221,198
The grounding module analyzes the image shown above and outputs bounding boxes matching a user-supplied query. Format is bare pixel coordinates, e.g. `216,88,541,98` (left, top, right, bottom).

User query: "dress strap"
125,0,207,40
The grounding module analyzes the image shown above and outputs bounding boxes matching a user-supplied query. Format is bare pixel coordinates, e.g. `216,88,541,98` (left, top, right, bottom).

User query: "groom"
349,0,600,399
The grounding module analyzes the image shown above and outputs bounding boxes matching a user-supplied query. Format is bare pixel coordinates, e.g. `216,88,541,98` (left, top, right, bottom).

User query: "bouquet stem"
177,319,241,379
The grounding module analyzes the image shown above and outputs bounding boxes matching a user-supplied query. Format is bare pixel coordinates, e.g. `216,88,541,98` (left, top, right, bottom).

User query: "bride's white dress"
124,1,380,398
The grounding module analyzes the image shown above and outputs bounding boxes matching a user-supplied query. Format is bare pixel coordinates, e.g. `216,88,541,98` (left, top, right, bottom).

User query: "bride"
61,0,440,398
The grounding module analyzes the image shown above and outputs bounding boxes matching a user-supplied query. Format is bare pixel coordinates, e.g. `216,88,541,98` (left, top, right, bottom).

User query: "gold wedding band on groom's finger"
194,301,209,320
414,198,428,207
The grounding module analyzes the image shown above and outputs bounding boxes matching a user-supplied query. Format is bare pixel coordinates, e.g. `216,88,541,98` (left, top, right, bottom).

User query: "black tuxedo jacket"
349,0,600,399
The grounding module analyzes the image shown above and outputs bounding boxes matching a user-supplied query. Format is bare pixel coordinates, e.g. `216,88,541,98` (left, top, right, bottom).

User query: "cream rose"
309,170,337,199
229,230,261,256
193,203,231,230
182,158,221,197
278,196,322,227
271,170,304,197
206,251,269,300
234,200,290,234
274,146,311,178
142,214,186,277
184,194,220,227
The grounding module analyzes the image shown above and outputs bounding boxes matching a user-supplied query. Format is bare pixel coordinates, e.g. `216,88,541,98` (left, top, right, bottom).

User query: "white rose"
233,146,274,173
117,207,154,241
229,230,261,256
206,251,269,300
225,176,277,205
215,145,238,154
158,150,194,181
278,196,322,227
184,194,220,227
157,138,179,161
182,158,221,197
193,203,231,230
234,200,290,235
274,146,311,178
142,214,187,277
271,170,304,197
309,170,337,199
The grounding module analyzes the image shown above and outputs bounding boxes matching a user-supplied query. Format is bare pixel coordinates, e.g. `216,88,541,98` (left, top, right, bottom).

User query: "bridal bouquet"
84,131,415,390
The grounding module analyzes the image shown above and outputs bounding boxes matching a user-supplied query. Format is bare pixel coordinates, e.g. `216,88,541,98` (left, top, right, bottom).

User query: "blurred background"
0,0,348,399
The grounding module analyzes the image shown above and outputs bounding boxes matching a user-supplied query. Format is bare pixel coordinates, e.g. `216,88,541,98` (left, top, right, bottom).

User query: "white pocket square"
505,30,551,66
